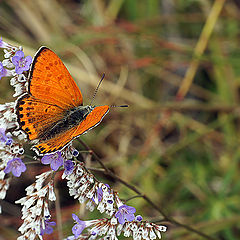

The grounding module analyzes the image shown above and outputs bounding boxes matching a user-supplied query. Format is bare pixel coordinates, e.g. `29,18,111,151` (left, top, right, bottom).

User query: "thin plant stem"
55,188,63,240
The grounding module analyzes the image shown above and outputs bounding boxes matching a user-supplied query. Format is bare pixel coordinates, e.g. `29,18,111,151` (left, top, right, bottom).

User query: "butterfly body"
16,47,109,155
37,105,95,141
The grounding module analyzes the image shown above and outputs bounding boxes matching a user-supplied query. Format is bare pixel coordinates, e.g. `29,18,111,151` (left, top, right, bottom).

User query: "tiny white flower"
43,201,50,217
78,195,86,203
110,217,118,225
76,165,84,176
48,184,56,201
86,200,95,212
25,184,35,195
36,197,43,209
123,229,131,237
2,58,14,68
116,223,123,236
24,196,37,209
149,229,156,240
142,228,149,239
38,186,48,197
97,202,105,213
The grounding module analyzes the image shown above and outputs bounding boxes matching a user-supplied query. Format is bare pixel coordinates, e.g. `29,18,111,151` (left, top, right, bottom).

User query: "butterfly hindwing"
17,94,65,141
33,125,79,155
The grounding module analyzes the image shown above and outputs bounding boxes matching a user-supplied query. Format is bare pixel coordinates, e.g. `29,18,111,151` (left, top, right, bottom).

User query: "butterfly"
16,47,110,156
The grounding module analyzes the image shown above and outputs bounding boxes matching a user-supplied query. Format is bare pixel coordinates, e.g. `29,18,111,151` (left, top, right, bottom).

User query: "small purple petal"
44,221,56,234
14,50,24,58
64,160,74,175
4,158,26,177
25,55,32,65
72,223,86,238
72,213,80,223
50,152,63,171
125,212,135,222
97,187,103,202
12,51,32,74
41,151,63,171
115,204,136,225
72,214,86,238
40,219,56,236
4,161,13,174
41,155,52,164
0,128,7,142
116,213,125,225
0,62,7,79
123,205,136,214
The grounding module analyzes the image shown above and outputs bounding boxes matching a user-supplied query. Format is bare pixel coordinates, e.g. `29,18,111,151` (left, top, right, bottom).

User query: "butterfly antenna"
110,104,129,108
90,73,105,106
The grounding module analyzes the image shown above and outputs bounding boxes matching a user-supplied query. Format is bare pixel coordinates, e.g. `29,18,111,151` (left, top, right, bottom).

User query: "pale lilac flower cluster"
65,162,167,239
69,213,167,240
65,162,117,215
0,125,25,213
0,37,32,97
15,171,56,239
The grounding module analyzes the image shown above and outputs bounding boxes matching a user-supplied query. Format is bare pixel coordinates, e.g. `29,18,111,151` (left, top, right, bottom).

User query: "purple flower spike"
41,151,64,171
72,214,86,238
12,50,32,74
0,62,7,80
4,158,26,177
64,160,74,175
115,204,136,225
40,219,56,236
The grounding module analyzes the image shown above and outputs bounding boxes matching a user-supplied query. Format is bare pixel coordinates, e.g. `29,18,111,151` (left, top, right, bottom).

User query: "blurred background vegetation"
1,0,240,239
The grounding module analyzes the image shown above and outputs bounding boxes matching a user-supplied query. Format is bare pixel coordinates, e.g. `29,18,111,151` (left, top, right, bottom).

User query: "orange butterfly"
16,47,109,155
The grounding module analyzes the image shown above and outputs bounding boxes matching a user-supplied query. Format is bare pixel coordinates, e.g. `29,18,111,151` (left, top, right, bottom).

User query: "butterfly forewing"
28,47,83,108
